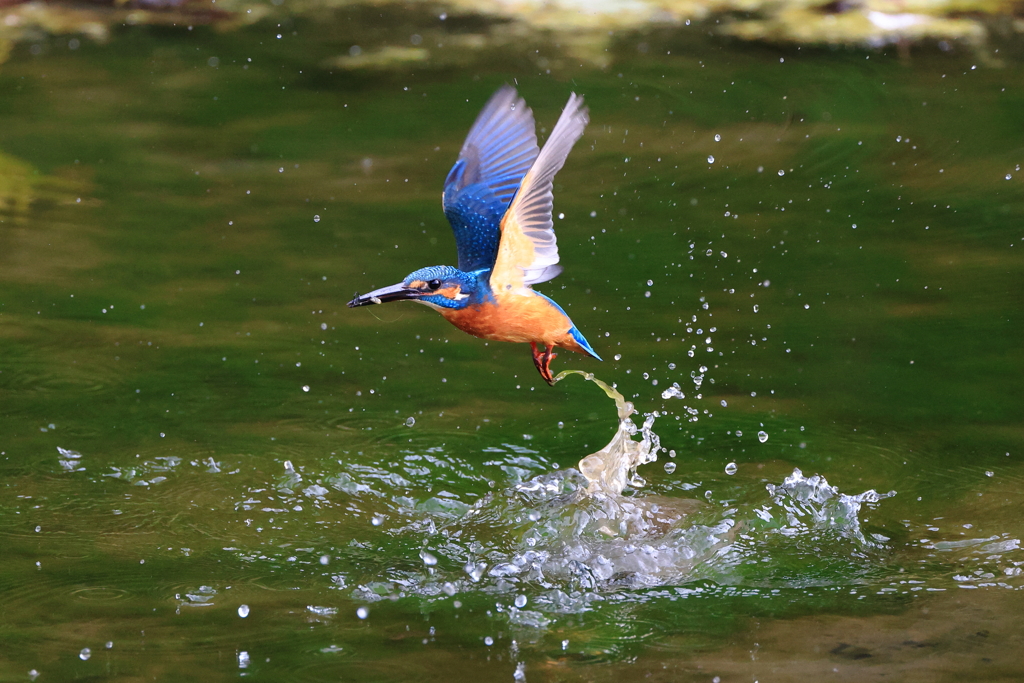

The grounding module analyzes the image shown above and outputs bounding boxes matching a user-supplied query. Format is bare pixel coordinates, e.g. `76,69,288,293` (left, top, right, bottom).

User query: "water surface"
1,12,1023,682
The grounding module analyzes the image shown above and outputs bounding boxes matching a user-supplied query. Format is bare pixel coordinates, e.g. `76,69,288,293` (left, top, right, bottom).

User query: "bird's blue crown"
402,265,491,309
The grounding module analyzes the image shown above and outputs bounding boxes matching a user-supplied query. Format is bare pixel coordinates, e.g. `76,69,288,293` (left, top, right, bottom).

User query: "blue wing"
442,86,539,273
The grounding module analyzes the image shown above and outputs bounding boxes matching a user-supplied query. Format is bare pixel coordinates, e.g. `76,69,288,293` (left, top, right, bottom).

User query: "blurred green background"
1,1,1023,681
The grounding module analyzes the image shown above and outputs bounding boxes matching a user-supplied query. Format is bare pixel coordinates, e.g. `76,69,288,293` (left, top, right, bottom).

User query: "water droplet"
735,430,743,437
1006,174,1012,180
404,417,415,427
614,354,622,361
442,582,456,596
313,215,321,222
720,399,728,407
371,515,383,526
753,304,759,313
514,595,528,608
79,648,91,661
725,462,738,475
302,385,310,392
777,169,785,176
463,561,486,582
714,133,721,141
238,651,250,668
664,461,676,474
661,384,685,400
419,549,438,566
707,155,715,164
238,604,250,618
647,279,654,286
356,606,369,619
758,430,769,443
985,470,994,477
319,555,330,565
484,636,494,646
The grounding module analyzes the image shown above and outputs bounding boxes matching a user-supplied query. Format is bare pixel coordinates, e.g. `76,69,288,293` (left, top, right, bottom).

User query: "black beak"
347,283,421,308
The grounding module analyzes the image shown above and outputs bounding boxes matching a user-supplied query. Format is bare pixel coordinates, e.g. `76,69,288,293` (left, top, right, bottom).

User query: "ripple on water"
71,586,132,603
271,412,489,448
0,361,112,395
0,551,146,626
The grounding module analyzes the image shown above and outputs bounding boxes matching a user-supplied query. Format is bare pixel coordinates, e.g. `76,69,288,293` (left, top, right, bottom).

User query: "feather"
491,93,588,289
442,86,539,273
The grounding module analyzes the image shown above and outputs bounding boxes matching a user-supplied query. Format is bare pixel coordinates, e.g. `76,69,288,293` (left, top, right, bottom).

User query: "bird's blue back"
442,86,539,274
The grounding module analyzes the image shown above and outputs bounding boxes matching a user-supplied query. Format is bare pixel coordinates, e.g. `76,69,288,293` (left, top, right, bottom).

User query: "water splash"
336,372,898,613
209,371,907,630
764,468,895,546
551,370,659,496
57,447,84,472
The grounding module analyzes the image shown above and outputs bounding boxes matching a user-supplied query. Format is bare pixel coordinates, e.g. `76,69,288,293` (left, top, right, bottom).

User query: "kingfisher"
347,86,601,385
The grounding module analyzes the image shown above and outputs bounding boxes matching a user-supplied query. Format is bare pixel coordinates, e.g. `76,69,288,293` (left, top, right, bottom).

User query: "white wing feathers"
500,93,589,286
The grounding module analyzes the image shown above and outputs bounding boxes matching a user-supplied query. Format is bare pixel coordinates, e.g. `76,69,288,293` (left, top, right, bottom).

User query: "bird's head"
347,266,483,310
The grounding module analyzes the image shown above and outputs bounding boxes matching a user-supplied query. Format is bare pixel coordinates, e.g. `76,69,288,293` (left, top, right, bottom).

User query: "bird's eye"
427,279,442,291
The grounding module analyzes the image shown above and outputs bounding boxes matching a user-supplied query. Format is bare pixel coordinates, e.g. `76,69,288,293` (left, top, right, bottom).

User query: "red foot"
530,342,558,386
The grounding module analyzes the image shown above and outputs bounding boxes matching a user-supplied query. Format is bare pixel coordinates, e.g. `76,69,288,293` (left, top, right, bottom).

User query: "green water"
2,12,1024,682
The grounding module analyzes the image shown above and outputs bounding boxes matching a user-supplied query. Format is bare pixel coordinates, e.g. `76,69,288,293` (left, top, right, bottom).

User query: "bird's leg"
530,342,547,383
531,342,558,386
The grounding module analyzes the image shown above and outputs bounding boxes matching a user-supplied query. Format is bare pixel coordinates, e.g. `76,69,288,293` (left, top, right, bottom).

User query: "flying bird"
347,86,600,385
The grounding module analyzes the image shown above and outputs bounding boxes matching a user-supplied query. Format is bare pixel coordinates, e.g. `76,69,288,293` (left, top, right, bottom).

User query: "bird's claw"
531,343,558,386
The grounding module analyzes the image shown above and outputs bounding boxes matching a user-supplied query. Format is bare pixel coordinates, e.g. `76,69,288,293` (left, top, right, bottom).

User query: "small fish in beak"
347,283,420,308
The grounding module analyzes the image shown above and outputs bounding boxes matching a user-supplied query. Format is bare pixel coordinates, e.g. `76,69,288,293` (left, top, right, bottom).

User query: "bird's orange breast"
438,291,586,353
